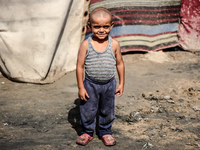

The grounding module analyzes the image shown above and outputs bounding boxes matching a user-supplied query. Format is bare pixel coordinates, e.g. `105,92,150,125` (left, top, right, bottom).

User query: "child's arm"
76,40,89,101
113,39,125,97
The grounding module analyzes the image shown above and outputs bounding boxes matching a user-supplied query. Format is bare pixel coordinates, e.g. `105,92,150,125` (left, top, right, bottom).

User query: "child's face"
89,16,114,40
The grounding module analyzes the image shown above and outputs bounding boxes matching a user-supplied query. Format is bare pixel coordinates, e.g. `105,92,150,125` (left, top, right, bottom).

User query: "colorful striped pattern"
86,0,181,52
85,36,116,81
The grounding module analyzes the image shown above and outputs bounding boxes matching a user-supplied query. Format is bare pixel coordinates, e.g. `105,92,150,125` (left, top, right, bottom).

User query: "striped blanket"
86,0,181,52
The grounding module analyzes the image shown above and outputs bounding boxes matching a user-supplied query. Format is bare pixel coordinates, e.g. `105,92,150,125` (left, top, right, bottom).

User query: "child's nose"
99,27,104,32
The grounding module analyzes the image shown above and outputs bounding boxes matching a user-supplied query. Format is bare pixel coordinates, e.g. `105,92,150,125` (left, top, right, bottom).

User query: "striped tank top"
85,36,116,81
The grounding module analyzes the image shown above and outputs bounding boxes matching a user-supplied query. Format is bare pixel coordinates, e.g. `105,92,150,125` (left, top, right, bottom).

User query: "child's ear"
111,22,114,28
87,22,91,29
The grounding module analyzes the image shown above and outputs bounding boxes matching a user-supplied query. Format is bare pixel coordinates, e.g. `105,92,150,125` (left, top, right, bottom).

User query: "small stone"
142,93,145,97
167,100,175,104
171,126,183,132
3,123,8,126
142,142,154,150
126,111,142,122
179,99,184,102
164,95,171,100
157,108,163,113
193,106,200,111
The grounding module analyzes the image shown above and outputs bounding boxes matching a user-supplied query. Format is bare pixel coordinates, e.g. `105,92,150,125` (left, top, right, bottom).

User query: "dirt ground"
0,49,200,150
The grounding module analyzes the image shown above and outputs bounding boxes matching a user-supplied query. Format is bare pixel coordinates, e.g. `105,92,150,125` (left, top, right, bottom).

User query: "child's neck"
91,36,109,52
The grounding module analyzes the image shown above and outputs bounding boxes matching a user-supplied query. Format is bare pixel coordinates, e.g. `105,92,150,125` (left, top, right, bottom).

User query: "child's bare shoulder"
112,38,120,47
112,38,119,44
112,38,120,52
80,39,89,48
79,39,89,53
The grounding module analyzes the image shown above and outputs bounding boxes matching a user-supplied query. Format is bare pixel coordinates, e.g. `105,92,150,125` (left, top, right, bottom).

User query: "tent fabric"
86,0,181,52
0,0,199,84
0,0,90,84
178,0,200,52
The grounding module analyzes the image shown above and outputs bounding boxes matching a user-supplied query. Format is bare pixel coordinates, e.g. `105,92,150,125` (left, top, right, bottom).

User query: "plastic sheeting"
0,0,90,83
178,0,200,51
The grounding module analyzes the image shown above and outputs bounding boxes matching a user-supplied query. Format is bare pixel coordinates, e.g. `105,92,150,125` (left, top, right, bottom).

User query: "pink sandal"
76,133,94,146
101,134,116,146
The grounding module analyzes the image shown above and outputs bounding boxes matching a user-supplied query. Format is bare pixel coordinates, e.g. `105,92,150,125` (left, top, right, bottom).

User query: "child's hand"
78,88,89,101
115,85,124,97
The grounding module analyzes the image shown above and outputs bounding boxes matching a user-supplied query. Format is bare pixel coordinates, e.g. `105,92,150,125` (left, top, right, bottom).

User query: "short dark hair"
89,7,112,23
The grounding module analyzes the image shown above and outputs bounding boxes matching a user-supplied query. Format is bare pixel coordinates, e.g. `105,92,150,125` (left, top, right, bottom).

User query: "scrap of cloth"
178,0,200,52
86,0,181,52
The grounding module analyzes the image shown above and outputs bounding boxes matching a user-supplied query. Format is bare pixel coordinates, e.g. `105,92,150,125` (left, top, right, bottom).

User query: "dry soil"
0,49,200,150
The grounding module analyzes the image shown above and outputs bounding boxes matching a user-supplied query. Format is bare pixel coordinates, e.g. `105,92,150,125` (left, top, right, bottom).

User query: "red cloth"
178,0,200,51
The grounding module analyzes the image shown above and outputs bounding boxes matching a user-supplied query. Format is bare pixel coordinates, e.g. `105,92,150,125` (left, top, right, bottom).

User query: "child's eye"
93,26,101,29
92,25,110,29
103,26,110,29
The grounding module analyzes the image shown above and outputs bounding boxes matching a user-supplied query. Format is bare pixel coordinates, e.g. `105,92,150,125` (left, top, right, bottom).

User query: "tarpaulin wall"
86,0,181,52
0,0,90,84
178,0,200,52
0,0,199,84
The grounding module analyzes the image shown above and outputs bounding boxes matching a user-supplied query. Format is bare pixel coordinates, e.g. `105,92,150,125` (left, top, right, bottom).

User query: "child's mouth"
98,34,105,36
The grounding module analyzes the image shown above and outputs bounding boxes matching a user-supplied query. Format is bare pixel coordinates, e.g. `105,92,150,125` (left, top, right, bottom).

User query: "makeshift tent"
0,0,90,83
0,0,199,84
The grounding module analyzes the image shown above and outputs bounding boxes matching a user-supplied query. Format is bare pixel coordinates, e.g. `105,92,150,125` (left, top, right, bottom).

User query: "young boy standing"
76,7,125,146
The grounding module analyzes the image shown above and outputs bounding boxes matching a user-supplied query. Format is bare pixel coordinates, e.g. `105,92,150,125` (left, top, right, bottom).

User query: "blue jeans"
80,75,116,137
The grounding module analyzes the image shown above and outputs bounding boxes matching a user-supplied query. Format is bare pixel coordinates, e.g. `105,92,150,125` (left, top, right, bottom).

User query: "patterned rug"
86,0,181,52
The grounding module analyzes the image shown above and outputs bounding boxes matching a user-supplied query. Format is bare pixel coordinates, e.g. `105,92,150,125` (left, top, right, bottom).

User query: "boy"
76,7,125,146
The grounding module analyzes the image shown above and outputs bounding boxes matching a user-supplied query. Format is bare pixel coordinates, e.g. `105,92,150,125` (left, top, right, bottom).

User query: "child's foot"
76,133,94,146
101,134,116,146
